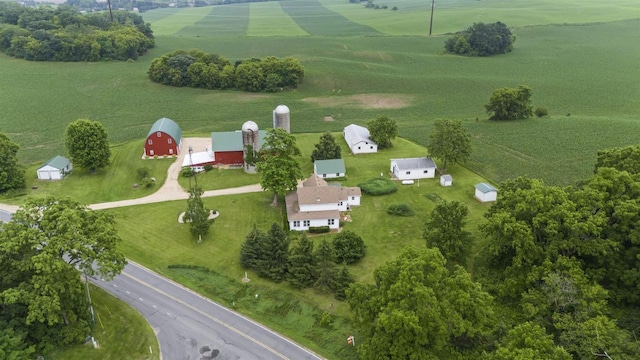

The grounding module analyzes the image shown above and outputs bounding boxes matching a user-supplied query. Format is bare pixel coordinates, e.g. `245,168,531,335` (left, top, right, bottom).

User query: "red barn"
211,130,266,165
145,118,182,157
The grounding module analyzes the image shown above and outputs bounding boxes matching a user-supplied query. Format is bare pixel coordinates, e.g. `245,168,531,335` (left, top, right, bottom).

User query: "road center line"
121,271,289,360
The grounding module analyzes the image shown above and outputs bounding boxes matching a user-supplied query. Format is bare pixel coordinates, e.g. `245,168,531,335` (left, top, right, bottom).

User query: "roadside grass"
3,141,172,205
248,2,309,37
49,285,160,360
1,5,639,187
319,0,640,35
111,137,491,359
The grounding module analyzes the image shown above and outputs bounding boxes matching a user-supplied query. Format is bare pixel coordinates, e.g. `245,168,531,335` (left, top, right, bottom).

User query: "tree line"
147,49,304,92
0,3,154,61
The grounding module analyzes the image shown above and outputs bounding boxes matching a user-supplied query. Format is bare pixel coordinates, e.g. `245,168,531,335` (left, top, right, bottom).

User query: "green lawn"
248,2,309,37
49,285,160,360
2,141,173,205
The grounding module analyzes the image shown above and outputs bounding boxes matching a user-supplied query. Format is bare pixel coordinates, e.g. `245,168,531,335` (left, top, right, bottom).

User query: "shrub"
358,178,397,195
534,106,549,117
309,226,330,234
204,164,214,172
137,167,151,179
332,231,366,264
387,203,415,216
141,177,155,189
180,167,195,177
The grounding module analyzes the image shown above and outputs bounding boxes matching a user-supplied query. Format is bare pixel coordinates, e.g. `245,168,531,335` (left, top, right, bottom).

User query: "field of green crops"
0,0,638,187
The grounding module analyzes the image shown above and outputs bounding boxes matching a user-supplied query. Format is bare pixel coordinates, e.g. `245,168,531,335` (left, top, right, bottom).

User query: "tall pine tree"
288,233,318,288
314,238,335,291
256,223,290,282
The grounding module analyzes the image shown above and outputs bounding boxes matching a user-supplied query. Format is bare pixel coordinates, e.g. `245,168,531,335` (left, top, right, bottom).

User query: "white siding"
350,141,378,155
391,161,436,180
289,218,340,231
318,172,345,179
37,166,62,180
299,203,338,212
475,189,497,202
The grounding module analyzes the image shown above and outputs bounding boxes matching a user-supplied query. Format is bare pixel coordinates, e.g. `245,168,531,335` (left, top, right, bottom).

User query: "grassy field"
49,285,160,360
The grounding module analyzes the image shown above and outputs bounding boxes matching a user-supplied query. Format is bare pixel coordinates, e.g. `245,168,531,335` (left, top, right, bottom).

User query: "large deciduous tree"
182,186,213,241
0,132,25,193
0,197,126,353
595,144,640,174
65,119,111,172
347,246,494,359
257,128,303,206
445,21,515,57
485,85,533,120
310,132,341,162
423,200,473,265
427,118,472,172
367,115,397,149
490,322,571,360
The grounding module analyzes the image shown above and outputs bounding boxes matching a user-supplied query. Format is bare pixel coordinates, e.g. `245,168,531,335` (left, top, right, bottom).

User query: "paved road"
92,261,324,360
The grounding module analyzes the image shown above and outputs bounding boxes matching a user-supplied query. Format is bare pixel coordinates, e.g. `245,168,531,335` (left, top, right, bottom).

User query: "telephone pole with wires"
429,0,435,35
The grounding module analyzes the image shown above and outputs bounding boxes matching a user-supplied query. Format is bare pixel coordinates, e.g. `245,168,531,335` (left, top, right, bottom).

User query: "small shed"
390,157,437,180
37,156,72,180
475,182,498,202
314,159,346,179
440,174,453,187
145,117,182,157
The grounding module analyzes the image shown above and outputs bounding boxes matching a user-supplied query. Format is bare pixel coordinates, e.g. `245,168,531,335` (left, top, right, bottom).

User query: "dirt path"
0,137,265,213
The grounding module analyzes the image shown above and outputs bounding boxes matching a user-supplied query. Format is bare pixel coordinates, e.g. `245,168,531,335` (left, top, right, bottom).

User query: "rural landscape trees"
183,186,213,240
0,197,126,353
257,128,303,206
445,21,515,56
426,118,472,172
310,132,342,162
0,4,154,61
148,49,304,92
0,132,25,194
485,85,534,120
65,119,111,172
367,115,397,149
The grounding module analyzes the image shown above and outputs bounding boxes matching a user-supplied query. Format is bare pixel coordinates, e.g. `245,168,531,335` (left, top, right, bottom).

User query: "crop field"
0,0,638,190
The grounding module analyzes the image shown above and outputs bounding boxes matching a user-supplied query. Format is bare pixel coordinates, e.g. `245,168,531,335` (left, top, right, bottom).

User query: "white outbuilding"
390,157,437,180
37,156,72,180
440,174,453,187
343,124,377,154
475,182,498,202
314,159,346,179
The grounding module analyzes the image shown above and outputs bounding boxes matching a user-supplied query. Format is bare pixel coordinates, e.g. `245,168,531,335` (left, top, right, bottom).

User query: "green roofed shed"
314,159,346,179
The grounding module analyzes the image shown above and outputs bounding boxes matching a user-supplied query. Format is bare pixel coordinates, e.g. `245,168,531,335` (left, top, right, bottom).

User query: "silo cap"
274,105,290,113
242,121,259,132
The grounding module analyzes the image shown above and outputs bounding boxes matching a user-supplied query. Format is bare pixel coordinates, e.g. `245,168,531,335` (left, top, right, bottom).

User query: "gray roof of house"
475,182,497,193
391,157,437,170
285,192,340,221
314,159,346,174
343,124,376,147
39,155,70,170
148,118,182,142
211,130,267,152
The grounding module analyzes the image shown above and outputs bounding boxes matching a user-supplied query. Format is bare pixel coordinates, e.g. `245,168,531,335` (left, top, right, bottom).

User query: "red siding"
213,151,244,165
145,132,179,157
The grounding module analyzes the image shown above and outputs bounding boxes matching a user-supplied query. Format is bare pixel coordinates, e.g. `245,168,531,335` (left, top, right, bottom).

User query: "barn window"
169,149,174,155
406,171,411,175
293,221,300,227
336,173,340,177
149,150,154,156
370,146,373,149
328,219,335,225
358,146,361,150
168,138,172,144
322,174,326,178
303,220,310,227
148,139,153,145
157,132,161,137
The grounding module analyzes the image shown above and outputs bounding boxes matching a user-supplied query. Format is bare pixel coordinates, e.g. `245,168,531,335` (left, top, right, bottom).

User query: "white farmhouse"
314,158,346,179
390,157,437,180
37,156,72,180
475,182,498,202
343,124,377,154
286,174,361,231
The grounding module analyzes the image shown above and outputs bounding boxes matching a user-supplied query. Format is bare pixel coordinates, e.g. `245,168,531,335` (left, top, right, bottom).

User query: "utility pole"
107,0,114,22
429,0,435,36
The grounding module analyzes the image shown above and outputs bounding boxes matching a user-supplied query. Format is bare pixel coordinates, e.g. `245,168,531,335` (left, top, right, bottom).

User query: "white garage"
37,156,72,180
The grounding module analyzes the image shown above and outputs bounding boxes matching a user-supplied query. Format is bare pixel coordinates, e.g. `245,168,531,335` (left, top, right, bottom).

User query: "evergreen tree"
332,230,366,264
240,225,266,270
287,233,318,288
182,186,213,240
331,264,355,300
256,223,289,282
314,238,335,291
310,132,342,162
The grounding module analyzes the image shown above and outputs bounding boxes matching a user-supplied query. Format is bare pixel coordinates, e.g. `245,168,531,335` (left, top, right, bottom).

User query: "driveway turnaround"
92,261,324,360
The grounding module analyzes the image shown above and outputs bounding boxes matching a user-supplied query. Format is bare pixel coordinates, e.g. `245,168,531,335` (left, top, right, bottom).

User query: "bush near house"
358,178,397,195
387,203,415,216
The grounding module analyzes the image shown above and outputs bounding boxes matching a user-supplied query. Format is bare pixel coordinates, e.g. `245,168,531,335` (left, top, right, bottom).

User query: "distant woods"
147,49,305,93
0,3,154,61
445,21,515,57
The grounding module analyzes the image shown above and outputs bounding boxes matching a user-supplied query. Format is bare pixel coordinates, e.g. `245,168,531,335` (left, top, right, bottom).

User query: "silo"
242,120,259,173
272,105,290,133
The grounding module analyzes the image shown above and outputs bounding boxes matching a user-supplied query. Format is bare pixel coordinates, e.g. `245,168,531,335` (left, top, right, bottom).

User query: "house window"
370,146,373,149
424,170,429,173
168,138,172,144
323,174,326,178
336,173,340,177
351,196,355,200
358,146,361,150
338,201,343,206
157,131,161,137
148,139,153,145
328,219,335,225
406,171,411,175
293,221,300,227
303,220,310,227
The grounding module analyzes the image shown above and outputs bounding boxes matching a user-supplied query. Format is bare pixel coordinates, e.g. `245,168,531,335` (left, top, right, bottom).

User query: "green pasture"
176,3,250,37
49,285,160,360
3,141,172,205
150,6,212,36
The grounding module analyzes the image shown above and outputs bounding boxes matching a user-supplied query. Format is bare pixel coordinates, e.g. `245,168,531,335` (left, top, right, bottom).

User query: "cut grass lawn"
2,141,172,205
49,285,160,360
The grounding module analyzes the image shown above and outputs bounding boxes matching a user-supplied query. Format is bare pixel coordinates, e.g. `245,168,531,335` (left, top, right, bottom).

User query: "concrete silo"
242,120,259,173
272,105,290,133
